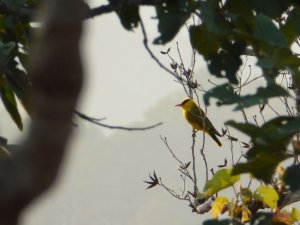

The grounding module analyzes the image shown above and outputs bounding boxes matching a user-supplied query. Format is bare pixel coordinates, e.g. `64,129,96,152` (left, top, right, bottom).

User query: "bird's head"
175,98,194,110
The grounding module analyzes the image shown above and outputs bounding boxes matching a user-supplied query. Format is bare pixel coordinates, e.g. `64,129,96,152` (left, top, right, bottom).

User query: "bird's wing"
188,107,218,132
187,107,205,126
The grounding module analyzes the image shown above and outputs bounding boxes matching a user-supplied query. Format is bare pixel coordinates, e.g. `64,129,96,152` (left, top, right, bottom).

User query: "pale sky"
0,1,286,225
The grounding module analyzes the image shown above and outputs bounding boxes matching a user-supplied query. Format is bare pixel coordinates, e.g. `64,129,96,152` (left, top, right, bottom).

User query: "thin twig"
139,16,179,80
160,136,185,165
199,106,209,182
191,130,198,195
224,124,235,166
74,110,162,131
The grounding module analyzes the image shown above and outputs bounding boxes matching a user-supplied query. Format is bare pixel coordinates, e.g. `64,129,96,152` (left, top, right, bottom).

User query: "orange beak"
175,103,182,107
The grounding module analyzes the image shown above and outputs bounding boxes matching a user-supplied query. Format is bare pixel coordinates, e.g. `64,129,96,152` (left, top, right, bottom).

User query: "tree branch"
0,0,84,224
74,110,162,131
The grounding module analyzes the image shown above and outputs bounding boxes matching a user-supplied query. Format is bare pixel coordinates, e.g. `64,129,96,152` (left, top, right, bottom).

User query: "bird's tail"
209,132,222,147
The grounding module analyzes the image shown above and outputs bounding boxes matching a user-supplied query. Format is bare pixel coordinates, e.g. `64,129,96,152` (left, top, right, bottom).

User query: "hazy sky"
0,1,282,225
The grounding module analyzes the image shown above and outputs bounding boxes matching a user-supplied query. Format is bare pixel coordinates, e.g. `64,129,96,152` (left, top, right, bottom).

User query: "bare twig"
139,16,179,80
160,136,184,165
74,110,162,131
191,130,198,195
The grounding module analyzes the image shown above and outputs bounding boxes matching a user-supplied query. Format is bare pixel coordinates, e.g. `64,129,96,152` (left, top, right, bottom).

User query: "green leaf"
207,40,246,84
115,5,139,31
284,165,300,192
254,14,287,47
228,116,300,183
190,25,221,59
281,9,300,45
204,82,289,110
234,82,290,110
227,117,300,148
254,185,279,209
0,41,15,56
204,168,240,196
196,192,206,201
249,0,291,19
3,0,25,8
5,68,31,115
232,152,287,183
154,0,195,44
108,0,139,31
204,83,236,106
0,77,23,130
200,0,228,35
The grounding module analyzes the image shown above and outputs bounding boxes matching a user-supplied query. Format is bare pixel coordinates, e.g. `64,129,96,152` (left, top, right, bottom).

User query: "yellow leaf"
211,196,228,219
254,185,279,209
241,206,251,223
204,168,240,196
291,207,300,222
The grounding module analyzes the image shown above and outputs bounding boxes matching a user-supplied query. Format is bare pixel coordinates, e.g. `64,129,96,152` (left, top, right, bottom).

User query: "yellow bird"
175,98,222,147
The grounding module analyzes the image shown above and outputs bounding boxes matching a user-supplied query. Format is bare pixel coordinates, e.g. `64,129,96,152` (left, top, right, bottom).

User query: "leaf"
200,0,229,35
254,14,287,47
228,117,297,183
207,40,246,84
204,168,240,196
3,0,25,8
196,192,206,202
108,0,139,31
281,9,300,45
204,82,289,109
232,152,287,183
241,206,251,223
254,185,279,209
0,76,23,130
233,82,290,110
0,42,15,66
249,0,291,19
144,171,159,189
227,116,300,152
204,83,235,106
284,164,300,192
115,6,139,31
291,207,300,222
190,24,221,59
154,0,195,44
211,196,228,219
0,41,15,57
4,68,32,115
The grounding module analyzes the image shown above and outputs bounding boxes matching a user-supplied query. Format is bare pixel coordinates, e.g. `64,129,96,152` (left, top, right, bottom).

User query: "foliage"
0,0,36,130
144,0,300,224
1,0,300,224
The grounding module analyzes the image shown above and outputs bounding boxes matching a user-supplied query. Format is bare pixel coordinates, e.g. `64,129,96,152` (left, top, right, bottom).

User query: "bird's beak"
175,103,181,107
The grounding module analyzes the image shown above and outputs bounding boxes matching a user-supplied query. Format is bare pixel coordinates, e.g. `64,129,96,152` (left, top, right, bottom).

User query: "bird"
175,98,222,147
